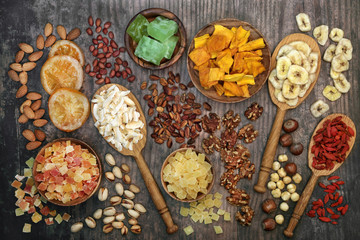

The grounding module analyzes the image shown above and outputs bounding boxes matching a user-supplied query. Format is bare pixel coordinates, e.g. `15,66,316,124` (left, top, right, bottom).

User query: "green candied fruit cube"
134,36,166,65
163,36,179,59
25,157,34,168
147,16,178,42
126,14,149,43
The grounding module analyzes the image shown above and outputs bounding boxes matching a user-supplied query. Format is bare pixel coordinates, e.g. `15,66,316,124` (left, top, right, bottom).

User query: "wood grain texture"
0,0,360,240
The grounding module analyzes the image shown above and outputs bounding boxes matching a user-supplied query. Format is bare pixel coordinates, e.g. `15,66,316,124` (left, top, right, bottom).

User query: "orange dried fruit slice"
48,88,89,132
49,40,85,66
41,55,84,95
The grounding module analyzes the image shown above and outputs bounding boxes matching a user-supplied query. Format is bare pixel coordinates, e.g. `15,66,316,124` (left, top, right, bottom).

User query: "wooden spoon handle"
254,107,287,193
133,152,178,234
284,174,319,237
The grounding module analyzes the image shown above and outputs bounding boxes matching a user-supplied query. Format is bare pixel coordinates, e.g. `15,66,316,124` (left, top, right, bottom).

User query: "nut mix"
244,102,263,121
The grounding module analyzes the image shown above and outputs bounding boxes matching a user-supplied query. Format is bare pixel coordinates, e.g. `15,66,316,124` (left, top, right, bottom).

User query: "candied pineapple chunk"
214,225,223,234
183,225,194,236
23,223,31,233
214,192,223,199
217,209,225,215
180,207,190,217
224,212,231,221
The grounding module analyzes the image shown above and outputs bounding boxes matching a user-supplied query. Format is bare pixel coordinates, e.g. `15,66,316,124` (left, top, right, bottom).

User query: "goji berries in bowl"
33,138,102,206
124,8,187,70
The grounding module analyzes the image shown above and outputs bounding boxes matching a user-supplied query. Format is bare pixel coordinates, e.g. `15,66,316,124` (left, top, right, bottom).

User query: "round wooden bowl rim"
160,148,215,202
124,7,187,70
32,138,103,206
186,18,271,103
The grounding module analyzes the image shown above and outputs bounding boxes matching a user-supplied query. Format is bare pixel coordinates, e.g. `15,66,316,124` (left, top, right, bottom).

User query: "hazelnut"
275,214,284,225
271,188,281,198
281,191,291,201
292,173,302,184
287,183,296,193
262,218,276,231
280,133,293,147
262,199,277,214
283,176,292,184
272,161,281,171
284,163,297,176
276,180,285,190
291,192,300,202
280,202,289,212
278,154,288,162
283,119,299,133
290,143,303,155
270,173,280,182
277,168,287,178
267,181,277,190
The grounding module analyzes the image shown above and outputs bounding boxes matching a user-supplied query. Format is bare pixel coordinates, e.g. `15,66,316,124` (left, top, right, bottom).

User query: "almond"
18,43,33,54
20,100,32,113
22,62,36,71
56,25,67,40
28,51,43,62
44,22,53,37
19,71,28,85
34,129,46,141
15,50,24,63
16,85,27,98
10,63,22,72
23,106,35,119
18,114,28,124
67,28,81,40
26,141,42,151
34,109,45,119
8,70,20,81
33,119,48,127
45,35,56,47
26,92,42,100
36,35,45,50
22,129,36,142
30,100,42,111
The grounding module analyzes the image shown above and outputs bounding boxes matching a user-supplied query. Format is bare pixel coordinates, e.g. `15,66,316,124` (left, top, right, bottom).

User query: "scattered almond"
18,43,33,54
18,114,28,124
8,70,20,81
22,62,36,71
10,63,22,72
20,100,32,113
15,50,24,63
23,106,35,119
36,35,45,50
30,100,42,111
16,85,28,98
34,129,46,141
26,141,42,150
22,129,36,142
19,71,28,85
26,92,42,100
33,119,48,127
44,23,53,37
45,35,56,47
67,28,81,40
28,51,43,62
56,25,67,40
34,109,45,119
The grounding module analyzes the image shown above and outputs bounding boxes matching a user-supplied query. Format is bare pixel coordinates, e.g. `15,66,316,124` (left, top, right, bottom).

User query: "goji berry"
331,214,340,219
341,204,349,215
319,182,327,188
327,208,334,215
335,180,345,185
319,217,331,222
324,194,329,204
328,175,340,181
331,221,338,225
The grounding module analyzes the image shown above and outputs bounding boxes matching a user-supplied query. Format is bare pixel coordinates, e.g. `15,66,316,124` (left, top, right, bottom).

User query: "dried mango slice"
240,85,250,97
230,26,250,49
238,38,265,52
216,52,233,73
223,73,245,82
208,68,225,82
212,25,234,47
236,75,255,85
189,47,211,66
223,82,243,96
206,35,228,54
194,34,210,48
214,84,225,96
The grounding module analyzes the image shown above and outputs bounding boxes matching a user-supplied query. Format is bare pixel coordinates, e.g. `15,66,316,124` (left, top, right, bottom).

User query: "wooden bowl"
186,18,271,103
160,148,215,202
33,138,102,206
124,8,187,70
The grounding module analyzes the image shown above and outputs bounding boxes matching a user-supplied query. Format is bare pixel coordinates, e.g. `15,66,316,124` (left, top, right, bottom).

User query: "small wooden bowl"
187,18,271,103
33,138,102,206
160,148,215,202
124,8,187,70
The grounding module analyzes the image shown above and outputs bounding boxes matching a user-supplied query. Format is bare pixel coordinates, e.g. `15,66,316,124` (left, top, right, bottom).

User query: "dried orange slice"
49,40,85,66
41,55,84,95
48,88,90,132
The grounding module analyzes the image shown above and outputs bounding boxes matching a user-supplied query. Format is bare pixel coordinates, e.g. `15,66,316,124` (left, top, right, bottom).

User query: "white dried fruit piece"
270,173,280,182
269,69,284,89
112,166,122,179
287,183,297,193
128,209,140,219
105,153,116,166
285,97,299,107
103,216,115,224
289,41,311,57
287,49,302,65
296,13,311,32
130,224,142,234
283,176,292,185
115,213,125,222
115,182,124,196
93,209,103,219
323,44,337,62
278,168,287,178
134,203,147,214
292,173,302,184
122,199,135,209
298,51,311,72
329,28,344,42
124,190,135,200
333,74,351,93
278,154,288,162
308,52,319,74
112,221,124,229
310,100,329,117
313,25,329,46
272,161,281,171
103,207,116,216
129,184,140,194
282,80,300,99
103,223,113,234
71,222,83,233
275,214,284,225
331,54,349,72
275,89,286,103
298,81,311,98
105,172,115,182
277,180,285,190
98,187,109,201
267,181,277,190
271,188,281,198
128,218,138,225
323,85,341,101
335,38,353,60
120,163,130,173
280,202,289,211
287,65,309,85
281,191,291,201
277,45,294,59
121,225,128,235
85,216,96,228
291,192,300,202
276,56,292,80
330,68,340,79
110,196,122,206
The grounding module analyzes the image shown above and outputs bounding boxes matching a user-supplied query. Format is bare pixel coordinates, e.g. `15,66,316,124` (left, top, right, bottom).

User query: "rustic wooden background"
0,0,359,239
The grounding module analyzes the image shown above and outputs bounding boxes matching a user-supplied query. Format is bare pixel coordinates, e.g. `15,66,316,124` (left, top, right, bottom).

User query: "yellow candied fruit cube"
224,212,231,221
183,225,194,236
214,225,223,234
24,168,32,177
205,199,214,208
204,216,212,224
63,184,72,193
26,177,34,186
209,208,214,215
217,209,225,215
31,212,42,223
55,214,63,224
197,203,206,211
73,174,83,183
214,192,223,199
15,189,25,199
66,140,71,146
189,207,195,216
23,223,31,233
205,194,213,200
211,213,220,221
180,207,190,217
82,173,91,181
36,164,43,172
214,199,223,208
199,215,204,224
191,214,200,223
189,202,197,208
197,153,205,162
34,198,41,207
89,157,97,165
44,147,52,158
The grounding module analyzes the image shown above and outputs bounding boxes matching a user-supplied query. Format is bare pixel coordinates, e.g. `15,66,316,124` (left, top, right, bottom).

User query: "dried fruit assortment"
311,116,354,170
34,140,100,203
189,25,266,97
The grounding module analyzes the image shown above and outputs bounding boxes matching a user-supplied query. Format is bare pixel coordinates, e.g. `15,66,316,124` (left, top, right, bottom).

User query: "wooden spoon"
254,33,321,193
284,113,356,237
91,84,178,234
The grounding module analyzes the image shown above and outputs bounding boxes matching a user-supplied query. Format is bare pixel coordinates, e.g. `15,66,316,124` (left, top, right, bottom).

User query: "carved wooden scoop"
284,113,356,237
91,84,178,234
254,33,321,193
